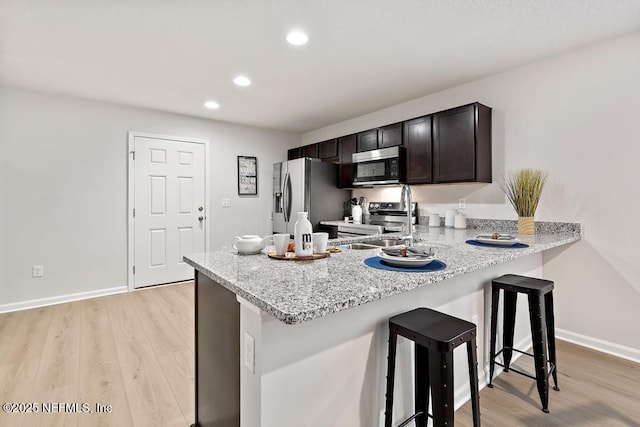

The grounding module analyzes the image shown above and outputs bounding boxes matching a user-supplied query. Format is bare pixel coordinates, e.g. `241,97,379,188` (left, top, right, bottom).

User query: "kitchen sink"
341,243,379,250
340,239,407,250
366,239,406,247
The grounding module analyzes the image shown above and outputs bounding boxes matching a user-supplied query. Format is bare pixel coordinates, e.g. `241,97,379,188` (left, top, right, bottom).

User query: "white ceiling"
1,0,639,133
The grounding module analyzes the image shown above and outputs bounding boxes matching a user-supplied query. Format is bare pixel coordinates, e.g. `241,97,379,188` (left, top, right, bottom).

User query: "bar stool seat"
384,308,481,427
488,274,559,413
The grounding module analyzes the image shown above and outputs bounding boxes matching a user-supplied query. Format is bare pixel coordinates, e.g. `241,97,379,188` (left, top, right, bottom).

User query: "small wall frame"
237,155,257,195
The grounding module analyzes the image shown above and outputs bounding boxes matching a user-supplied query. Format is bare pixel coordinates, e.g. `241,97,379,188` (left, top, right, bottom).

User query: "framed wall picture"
237,155,257,195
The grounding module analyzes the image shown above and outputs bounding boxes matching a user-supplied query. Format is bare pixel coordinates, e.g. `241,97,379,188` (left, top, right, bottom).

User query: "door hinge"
130,150,135,160
133,208,135,217
133,265,135,274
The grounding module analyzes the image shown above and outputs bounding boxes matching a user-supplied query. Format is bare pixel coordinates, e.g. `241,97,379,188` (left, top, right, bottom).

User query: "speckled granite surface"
184,221,581,325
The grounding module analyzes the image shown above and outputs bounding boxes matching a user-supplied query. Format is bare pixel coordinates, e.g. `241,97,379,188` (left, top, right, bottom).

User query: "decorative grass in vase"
498,169,548,235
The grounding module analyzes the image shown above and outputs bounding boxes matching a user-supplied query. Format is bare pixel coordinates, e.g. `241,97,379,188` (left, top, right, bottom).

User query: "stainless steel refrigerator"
273,158,348,235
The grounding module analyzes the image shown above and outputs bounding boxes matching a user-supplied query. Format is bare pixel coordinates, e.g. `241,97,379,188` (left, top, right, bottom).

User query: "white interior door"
131,135,206,288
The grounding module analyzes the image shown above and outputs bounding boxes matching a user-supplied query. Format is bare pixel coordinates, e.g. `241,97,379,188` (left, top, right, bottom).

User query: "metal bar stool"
384,308,481,427
488,274,559,413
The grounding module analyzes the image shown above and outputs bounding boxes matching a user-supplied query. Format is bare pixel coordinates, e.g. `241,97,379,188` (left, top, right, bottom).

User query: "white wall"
0,87,299,309
302,32,640,355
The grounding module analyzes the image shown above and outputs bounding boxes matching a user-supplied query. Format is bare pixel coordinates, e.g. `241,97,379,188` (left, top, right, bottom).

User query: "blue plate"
465,240,529,249
364,256,447,272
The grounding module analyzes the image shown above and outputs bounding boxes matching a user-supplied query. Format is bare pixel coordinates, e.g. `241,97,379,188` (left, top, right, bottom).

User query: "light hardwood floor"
455,339,640,426
1,282,639,426
0,283,195,427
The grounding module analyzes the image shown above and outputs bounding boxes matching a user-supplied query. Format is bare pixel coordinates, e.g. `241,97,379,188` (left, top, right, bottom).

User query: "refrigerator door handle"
283,172,292,223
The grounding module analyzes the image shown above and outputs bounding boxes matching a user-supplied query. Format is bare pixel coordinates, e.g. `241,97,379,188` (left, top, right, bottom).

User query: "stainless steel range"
368,201,418,228
319,201,418,237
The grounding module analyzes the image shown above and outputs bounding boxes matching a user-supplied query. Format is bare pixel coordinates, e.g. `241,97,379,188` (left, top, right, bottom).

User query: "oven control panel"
368,202,417,214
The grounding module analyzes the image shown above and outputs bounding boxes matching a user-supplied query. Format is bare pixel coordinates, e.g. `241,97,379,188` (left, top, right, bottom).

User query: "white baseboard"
0,286,128,313
556,328,640,364
452,328,640,409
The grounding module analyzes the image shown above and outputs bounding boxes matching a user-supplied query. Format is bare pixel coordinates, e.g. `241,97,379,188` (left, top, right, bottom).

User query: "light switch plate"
32,265,44,278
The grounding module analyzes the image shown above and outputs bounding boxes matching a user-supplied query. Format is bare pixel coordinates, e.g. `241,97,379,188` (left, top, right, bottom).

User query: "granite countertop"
184,220,581,325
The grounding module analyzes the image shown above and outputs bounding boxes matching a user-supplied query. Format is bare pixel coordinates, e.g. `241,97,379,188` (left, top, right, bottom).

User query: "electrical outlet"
32,265,44,278
221,198,231,207
458,198,466,209
244,332,255,373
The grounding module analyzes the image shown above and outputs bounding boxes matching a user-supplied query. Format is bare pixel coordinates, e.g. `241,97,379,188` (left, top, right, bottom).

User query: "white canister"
294,212,313,257
428,213,441,227
352,205,363,223
454,211,467,229
445,209,457,228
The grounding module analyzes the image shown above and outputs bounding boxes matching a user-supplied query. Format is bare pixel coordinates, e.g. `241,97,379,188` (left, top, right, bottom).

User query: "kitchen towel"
465,240,529,249
364,257,446,273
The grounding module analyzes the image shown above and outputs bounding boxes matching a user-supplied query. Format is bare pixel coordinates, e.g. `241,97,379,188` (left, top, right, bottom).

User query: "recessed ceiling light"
204,100,219,109
233,75,252,87
286,30,308,46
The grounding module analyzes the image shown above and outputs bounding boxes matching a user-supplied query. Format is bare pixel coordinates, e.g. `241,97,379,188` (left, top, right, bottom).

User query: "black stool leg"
414,344,429,427
545,291,559,391
384,329,398,427
466,337,481,427
488,286,500,388
502,290,518,371
529,292,550,413
429,350,454,426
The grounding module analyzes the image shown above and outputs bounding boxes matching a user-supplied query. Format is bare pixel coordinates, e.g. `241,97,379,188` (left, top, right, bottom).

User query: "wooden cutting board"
268,251,330,261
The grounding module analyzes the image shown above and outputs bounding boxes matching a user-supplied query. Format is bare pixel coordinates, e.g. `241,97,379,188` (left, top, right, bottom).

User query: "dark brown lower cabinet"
194,271,240,427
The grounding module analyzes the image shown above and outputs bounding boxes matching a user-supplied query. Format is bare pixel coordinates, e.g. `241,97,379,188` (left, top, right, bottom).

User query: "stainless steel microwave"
352,146,403,186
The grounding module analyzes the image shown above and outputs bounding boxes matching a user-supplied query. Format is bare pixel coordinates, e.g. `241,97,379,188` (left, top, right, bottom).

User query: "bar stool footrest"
398,411,431,427
494,346,558,382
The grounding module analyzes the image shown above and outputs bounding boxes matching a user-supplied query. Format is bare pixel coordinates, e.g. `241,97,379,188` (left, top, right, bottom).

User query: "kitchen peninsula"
185,221,580,427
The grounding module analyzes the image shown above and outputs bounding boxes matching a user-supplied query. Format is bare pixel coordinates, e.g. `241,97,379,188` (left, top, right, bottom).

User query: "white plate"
475,235,520,246
377,251,435,268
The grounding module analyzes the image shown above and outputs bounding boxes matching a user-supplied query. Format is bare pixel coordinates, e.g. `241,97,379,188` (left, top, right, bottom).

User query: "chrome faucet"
400,184,414,247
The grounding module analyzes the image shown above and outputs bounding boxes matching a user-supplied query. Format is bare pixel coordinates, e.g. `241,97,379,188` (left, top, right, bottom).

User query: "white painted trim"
0,286,128,313
127,131,211,292
127,133,135,291
451,329,640,410
237,296,262,315
556,328,640,364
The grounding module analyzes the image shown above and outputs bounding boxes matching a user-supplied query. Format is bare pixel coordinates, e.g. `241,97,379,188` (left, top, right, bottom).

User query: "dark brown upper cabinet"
287,147,302,160
288,143,319,160
432,103,491,183
318,139,338,161
338,134,357,188
379,123,403,149
404,116,432,184
356,123,403,152
356,129,379,152
301,143,319,159
286,101,491,186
